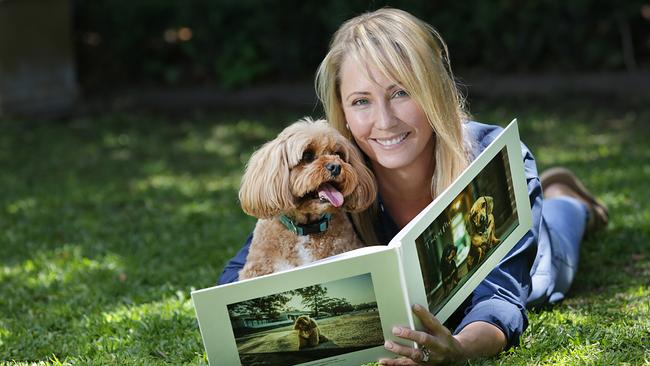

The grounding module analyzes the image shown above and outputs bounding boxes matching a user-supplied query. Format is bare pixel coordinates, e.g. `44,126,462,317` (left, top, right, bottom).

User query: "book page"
192,246,414,366
390,120,533,325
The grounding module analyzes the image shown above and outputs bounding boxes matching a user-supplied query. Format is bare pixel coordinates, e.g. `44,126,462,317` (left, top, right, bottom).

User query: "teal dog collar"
279,213,332,236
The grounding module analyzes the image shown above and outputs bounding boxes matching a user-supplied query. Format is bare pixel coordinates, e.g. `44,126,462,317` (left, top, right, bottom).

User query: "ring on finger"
419,345,431,363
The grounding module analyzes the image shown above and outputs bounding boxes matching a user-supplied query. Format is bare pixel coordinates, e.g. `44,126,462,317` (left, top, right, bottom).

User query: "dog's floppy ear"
239,137,295,218
342,140,377,212
466,209,476,232
483,196,494,213
472,197,485,216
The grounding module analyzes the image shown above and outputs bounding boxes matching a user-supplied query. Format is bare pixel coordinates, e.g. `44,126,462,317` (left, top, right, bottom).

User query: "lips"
372,132,409,147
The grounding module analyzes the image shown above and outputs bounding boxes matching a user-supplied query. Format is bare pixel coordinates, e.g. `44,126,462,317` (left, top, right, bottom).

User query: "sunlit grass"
1,100,649,364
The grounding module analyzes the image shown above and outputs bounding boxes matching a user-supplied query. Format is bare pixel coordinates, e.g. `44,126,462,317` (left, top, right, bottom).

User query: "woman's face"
339,57,434,173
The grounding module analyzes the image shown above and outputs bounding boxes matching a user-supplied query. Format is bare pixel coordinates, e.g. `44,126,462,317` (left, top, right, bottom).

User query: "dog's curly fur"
466,196,500,270
293,315,328,349
238,118,377,280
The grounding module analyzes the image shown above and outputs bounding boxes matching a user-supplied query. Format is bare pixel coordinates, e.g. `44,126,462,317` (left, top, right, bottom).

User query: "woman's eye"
392,89,409,98
352,98,369,106
302,150,315,163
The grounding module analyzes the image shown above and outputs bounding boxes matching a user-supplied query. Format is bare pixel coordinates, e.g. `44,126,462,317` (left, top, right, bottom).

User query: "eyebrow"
345,91,369,102
345,84,398,102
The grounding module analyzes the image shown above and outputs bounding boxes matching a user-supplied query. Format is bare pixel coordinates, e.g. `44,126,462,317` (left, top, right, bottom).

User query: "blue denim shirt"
218,121,542,350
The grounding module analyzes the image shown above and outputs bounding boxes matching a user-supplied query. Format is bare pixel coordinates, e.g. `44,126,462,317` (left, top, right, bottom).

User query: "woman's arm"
454,321,506,359
217,233,253,284
453,122,544,349
380,124,545,364
379,304,505,365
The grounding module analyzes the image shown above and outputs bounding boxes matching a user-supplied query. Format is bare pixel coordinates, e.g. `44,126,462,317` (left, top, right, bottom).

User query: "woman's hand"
379,304,464,365
378,304,507,365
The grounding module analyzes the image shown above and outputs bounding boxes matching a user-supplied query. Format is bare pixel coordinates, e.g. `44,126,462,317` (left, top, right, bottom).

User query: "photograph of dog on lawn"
415,147,519,314
227,273,383,366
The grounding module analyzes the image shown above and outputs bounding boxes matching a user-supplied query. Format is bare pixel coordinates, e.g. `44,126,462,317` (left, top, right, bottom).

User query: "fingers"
381,304,458,364
390,305,450,353
392,326,435,350
379,341,421,365
411,304,448,336
377,355,418,365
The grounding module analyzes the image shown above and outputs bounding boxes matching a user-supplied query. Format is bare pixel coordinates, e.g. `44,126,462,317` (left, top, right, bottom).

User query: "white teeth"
375,132,408,146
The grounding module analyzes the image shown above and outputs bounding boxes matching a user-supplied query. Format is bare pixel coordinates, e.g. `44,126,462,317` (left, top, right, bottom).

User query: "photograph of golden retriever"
466,196,500,269
293,315,329,349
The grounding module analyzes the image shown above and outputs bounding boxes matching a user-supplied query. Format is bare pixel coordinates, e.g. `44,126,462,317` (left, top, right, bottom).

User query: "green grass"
1,99,649,365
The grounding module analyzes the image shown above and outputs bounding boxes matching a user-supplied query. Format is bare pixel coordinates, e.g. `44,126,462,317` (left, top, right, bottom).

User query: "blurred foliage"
74,1,650,90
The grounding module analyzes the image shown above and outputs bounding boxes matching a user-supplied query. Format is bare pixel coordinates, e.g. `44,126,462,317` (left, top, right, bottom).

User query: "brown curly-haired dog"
466,196,500,270
237,118,377,280
293,315,328,349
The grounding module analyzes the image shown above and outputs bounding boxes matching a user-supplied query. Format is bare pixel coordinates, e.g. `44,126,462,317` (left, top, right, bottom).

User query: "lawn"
1,98,649,365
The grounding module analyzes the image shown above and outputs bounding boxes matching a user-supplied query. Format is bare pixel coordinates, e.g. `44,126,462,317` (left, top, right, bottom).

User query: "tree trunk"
0,0,78,117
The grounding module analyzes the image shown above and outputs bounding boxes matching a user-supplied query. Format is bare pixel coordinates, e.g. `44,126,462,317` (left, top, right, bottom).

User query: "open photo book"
192,119,532,366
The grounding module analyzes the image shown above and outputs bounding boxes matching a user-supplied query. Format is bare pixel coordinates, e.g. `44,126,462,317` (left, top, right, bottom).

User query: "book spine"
395,246,418,332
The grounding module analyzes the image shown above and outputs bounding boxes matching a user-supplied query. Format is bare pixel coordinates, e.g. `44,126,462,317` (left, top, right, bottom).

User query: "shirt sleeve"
217,233,253,285
453,125,543,350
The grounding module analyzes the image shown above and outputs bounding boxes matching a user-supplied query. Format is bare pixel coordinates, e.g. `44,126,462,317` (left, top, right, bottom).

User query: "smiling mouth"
373,132,409,146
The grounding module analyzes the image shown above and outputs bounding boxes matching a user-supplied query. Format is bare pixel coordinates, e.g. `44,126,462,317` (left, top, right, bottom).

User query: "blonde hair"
315,8,470,245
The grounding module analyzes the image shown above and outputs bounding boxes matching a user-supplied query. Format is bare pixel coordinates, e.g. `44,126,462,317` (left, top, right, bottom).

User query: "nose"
375,99,396,129
326,163,341,177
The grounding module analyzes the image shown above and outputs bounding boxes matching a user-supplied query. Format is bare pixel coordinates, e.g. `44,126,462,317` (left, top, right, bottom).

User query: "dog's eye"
334,150,346,160
302,150,315,163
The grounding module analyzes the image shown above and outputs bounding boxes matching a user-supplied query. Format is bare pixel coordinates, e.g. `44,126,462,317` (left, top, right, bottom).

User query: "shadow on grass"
0,112,306,361
1,262,209,364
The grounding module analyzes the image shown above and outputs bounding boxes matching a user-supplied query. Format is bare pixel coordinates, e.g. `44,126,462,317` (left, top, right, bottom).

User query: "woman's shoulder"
464,120,503,135
463,120,540,181
463,120,505,158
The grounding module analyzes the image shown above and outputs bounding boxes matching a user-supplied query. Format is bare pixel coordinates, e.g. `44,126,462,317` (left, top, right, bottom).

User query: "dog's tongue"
318,183,344,207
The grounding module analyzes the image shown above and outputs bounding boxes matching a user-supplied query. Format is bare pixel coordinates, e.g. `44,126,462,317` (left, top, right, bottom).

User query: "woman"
220,8,609,364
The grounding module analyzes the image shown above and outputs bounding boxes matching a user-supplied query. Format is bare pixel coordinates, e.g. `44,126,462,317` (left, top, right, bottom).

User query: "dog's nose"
326,163,341,176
